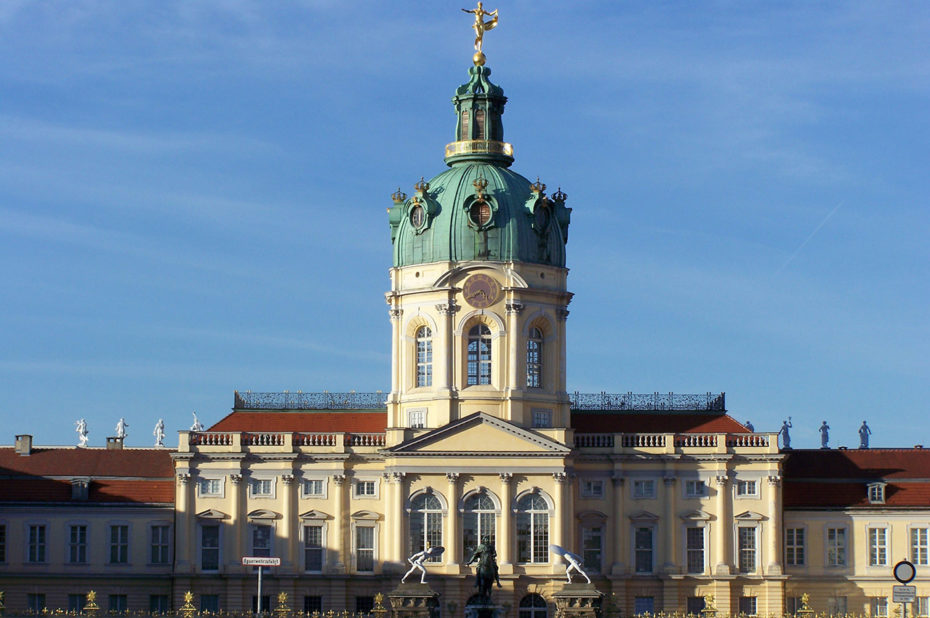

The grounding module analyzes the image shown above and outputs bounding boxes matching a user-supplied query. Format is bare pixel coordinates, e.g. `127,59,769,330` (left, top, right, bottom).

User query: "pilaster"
714,473,731,575
446,472,462,568
498,472,513,572
332,474,347,573
610,474,625,575
766,475,783,575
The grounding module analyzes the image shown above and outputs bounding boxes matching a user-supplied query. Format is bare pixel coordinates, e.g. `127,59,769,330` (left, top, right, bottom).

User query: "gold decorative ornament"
414,177,431,194
530,177,547,194
391,188,407,203
462,2,498,65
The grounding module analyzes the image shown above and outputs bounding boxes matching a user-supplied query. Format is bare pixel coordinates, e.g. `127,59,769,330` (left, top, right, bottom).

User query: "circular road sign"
894,559,916,584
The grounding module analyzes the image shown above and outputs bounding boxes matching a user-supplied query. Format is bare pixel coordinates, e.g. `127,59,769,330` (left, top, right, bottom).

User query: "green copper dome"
388,65,571,268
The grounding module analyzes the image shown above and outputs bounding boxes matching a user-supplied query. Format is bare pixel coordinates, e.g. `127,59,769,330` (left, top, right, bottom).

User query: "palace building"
2,12,928,618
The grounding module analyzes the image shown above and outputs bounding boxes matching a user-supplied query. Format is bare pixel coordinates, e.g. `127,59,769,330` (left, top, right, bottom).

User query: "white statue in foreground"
401,546,445,584
549,544,591,584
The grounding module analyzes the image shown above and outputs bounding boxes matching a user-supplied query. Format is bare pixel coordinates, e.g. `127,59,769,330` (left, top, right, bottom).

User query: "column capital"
499,472,513,484
281,474,296,486
553,471,569,484
389,308,403,321
332,474,347,485
663,476,677,486
767,475,782,486
384,471,406,484
505,301,525,315
435,302,460,316
715,474,730,486
229,473,243,485
611,474,625,486
446,472,460,483
556,307,570,321
177,472,191,485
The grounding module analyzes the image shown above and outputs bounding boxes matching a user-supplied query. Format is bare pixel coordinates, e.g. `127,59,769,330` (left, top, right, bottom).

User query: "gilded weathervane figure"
462,2,498,66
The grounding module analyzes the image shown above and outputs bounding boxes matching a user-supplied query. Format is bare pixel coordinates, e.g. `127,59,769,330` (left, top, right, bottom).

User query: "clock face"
462,274,501,309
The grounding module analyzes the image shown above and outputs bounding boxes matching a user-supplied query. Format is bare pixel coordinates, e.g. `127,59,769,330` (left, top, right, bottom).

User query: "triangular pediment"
196,509,229,520
299,509,331,521
680,509,714,521
386,412,571,456
735,510,765,521
248,509,280,521
629,510,659,522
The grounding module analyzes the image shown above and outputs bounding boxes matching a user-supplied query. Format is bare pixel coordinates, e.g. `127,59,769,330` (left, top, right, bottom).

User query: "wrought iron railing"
235,391,387,410
570,392,725,411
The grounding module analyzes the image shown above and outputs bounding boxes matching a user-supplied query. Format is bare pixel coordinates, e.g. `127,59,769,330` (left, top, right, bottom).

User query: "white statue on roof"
75,418,89,448
153,418,166,447
819,420,830,449
550,544,591,584
778,417,792,449
191,411,204,432
859,420,871,449
116,417,129,439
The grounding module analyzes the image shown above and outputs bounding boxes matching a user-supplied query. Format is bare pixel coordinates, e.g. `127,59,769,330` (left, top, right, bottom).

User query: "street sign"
894,559,917,584
893,586,916,604
242,556,281,566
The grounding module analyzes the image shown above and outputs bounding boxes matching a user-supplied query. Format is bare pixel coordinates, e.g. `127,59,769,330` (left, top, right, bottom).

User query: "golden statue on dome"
462,2,498,65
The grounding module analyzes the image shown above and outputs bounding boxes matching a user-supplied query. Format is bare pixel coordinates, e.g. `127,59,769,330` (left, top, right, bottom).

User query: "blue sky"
1,1,927,449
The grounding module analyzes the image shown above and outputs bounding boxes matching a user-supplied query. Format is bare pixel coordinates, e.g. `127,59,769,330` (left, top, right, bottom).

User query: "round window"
469,200,492,227
410,205,425,228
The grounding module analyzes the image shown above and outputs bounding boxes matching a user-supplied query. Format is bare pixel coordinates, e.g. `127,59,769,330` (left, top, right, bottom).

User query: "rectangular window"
827,527,847,566
356,525,375,572
868,483,886,504
109,524,129,564
736,480,758,496
303,479,324,497
581,479,604,498
828,597,848,617
582,525,602,573
151,525,170,564
526,337,542,388
355,480,376,497
198,477,222,496
686,526,704,574
633,597,654,616
914,598,929,617
531,408,552,428
250,478,274,497
252,524,272,557
685,480,706,498
27,594,46,613
872,597,888,618
739,597,757,616
304,596,323,615
150,595,170,613
200,596,219,613
408,410,426,429
416,332,432,387
687,597,706,616
786,528,805,566
356,597,375,615
68,594,85,613
869,527,888,566
201,524,220,571
634,526,653,573
69,524,88,563
738,527,757,573
304,525,324,572
0,524,6,562
912,528,929,565
108,595,127,612
28,524,47,563
633,480,655,499
466,327,492,386
786,597,802,615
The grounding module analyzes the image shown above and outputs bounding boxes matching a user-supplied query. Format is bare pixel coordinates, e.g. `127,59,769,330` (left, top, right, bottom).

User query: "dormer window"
868,482,886,504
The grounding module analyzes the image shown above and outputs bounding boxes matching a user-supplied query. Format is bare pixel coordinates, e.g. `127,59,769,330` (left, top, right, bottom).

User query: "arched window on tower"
516,493,549,563
409,493,443,563
463,491,496,558
526,327,543,388
519,595,548,618
461,110,470,140
416,326,432,387
467,324,492,385
475,109,486,140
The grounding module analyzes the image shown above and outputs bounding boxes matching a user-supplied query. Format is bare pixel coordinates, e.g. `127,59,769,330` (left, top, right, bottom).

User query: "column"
229,473,244,569
384,472,406,571
435,302,456,392
282,474,296,571
714,473,731,575
446,473,461,568
663,477,678,572
498,473,513,571
176,472,192,572
506,301,524,393
552,472,569,552
556,307,569,393
611,474,625,574
332,474,347,573
766,475,783,575
390,308,403,395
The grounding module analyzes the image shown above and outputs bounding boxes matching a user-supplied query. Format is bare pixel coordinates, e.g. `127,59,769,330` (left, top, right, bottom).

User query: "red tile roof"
571,412,750,434
209,411,387,433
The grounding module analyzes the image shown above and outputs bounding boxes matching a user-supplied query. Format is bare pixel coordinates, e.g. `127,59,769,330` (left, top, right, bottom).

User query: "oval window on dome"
469,200,492,227
410,205,425,228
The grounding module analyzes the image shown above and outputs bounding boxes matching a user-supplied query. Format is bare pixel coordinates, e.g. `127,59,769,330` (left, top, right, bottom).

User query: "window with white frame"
467,324,492,385
302,478,325,498
686,526,704,574
304,525,324,572
252,524,272,557
409,493,444,562
463,491,497,557
201,524,220,571
633,480,655,499
526,327,543,388
531,408,552,428
871,597,888,618
28,524,47,563
912,528,929,565
634,526,654,573
150,525,170,564
355,525,375,572
198,477,223,497
827,597,848,617
827,527,847,566
408,409,426,429
868,483,886,504
739,597,757,616
416,326,432,387
869,527,888,566
736,480,758,497
582,525,603,573
914,597,929,617
354,479,377,498
250,478,274,498
738,527,757,573
109,524,129,564
581,479,604,499
786,528,805,566
516,493,549,563
685,480,706,498
68,524,87,564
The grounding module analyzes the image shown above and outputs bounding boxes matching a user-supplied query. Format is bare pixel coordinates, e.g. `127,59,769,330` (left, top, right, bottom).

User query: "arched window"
467,324,492,385
526,327,543,388
516,493,549,563
519,595,548,618
461,111,470,140
416,326,432,387
463,491,496,558
409,493,443,562
475,109,486,140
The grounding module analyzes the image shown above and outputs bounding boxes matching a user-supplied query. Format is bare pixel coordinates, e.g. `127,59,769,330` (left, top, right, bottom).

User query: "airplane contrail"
776,201,844,274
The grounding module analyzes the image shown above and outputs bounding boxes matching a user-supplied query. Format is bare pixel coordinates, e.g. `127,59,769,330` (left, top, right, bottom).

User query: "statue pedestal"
553,583,603,618
388,583,440,618
464,599,504,618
